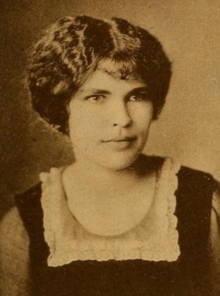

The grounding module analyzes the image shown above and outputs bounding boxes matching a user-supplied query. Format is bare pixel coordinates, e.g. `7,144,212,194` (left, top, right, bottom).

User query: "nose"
111,101,132,128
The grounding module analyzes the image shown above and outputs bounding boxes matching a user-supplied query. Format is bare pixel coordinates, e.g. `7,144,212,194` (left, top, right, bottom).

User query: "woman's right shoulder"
0,206,29,250
0,207,31,295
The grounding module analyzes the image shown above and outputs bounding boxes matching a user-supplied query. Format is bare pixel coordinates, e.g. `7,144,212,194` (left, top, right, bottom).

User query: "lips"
101,136,137,151
103,136,136,143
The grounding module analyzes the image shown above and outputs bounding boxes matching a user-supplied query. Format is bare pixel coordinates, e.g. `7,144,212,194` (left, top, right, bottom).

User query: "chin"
98,153,141,171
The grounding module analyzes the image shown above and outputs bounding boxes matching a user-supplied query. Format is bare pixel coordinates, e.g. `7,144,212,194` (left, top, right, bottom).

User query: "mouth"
103,136,136,143
101,136,137,151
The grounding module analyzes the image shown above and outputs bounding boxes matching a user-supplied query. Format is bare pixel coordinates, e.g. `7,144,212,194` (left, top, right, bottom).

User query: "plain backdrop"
1,0,220,219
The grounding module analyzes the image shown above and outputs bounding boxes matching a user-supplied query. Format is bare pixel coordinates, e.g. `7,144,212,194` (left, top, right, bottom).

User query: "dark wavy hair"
28,15,172,134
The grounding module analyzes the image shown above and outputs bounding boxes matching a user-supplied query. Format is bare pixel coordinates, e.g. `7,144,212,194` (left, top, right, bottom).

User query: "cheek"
68,109,103,142
131,104,153,130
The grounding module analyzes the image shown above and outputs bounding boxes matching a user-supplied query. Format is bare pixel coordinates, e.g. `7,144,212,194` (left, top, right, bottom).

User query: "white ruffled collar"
40,157,181,267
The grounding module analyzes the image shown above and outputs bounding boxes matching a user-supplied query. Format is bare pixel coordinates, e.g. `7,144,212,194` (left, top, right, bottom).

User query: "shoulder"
211,180,220,238
15,183,43,234
145,155,216,193
209,182,220,291
175,165,216,224
142,154,216,195
0,207,31,295
175,165,216,211
177,165,215,188
143,155,214,181
0,206,29,249
14,182,50,260
15,182,42,207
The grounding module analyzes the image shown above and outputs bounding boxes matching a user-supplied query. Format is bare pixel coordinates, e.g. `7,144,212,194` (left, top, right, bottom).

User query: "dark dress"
15,161,216,296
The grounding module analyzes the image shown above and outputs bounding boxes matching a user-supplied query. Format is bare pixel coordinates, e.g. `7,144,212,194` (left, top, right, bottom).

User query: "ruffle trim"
156,158,180,258
40,157,181,266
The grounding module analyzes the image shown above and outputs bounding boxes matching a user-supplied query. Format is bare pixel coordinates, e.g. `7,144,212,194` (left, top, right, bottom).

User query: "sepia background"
1,0,220,219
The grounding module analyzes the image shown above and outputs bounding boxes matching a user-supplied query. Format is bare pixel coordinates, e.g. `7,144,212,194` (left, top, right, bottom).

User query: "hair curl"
28,15,172,134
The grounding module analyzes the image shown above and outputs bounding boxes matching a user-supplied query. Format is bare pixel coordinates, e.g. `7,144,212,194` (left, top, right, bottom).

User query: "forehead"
78,69,147,94
97,58,141,80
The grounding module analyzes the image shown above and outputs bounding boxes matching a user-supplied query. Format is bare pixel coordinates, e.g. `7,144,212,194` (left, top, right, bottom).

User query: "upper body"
0,156,220,296
0,15,219,296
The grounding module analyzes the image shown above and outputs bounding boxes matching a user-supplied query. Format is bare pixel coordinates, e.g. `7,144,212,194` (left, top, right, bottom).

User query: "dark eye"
86,95,105,103
129,93,150,102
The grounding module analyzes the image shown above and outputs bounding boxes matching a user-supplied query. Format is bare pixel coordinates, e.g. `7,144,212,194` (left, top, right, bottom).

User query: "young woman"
0,15,219,296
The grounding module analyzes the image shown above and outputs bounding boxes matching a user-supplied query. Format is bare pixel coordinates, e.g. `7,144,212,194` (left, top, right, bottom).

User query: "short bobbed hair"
28,15,172,134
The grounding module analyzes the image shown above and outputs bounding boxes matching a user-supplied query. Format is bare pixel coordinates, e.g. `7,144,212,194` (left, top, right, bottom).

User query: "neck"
61,154,158,236
64,154,150,192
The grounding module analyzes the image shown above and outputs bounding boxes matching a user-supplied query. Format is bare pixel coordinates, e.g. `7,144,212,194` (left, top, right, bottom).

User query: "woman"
0,15,219,296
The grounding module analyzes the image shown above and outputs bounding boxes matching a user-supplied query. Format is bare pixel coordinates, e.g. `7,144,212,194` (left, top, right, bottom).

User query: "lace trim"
40,157,181,267
156,158,180,257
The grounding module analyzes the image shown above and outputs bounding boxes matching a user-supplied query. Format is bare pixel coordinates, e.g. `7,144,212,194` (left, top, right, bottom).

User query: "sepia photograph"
0,0,220,295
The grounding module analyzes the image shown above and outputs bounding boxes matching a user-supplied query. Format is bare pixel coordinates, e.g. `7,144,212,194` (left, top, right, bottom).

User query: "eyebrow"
127,87,149,95
78,88,111,94
79,86,148,95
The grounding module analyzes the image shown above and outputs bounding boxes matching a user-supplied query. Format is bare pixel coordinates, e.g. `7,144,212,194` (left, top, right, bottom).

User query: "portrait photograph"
0,0,220,295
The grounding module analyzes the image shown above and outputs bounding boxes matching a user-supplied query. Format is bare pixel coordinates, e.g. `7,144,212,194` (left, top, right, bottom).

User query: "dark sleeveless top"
15,162,216,296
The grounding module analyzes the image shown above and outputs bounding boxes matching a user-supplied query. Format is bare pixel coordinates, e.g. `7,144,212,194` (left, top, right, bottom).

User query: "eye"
86,95,105,103
129,93,150,102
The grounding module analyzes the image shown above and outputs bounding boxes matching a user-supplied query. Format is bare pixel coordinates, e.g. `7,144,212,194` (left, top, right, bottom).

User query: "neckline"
40,156,181,266
62,169,158,237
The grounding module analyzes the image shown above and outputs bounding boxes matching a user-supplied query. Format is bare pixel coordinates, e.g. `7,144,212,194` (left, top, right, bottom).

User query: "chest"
66,175,156,236
15,161,215,296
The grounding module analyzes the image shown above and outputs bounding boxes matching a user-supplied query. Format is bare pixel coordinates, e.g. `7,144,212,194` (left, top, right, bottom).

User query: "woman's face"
68,69,153,171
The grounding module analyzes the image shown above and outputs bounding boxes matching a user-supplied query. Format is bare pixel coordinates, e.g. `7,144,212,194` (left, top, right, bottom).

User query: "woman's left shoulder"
177,164,216,187
212,183,220,211
175,164,220,288
209,181,220,292
211,181,220,234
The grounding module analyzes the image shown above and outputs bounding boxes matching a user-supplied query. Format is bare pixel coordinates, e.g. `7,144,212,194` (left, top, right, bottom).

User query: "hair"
28,15,172,134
